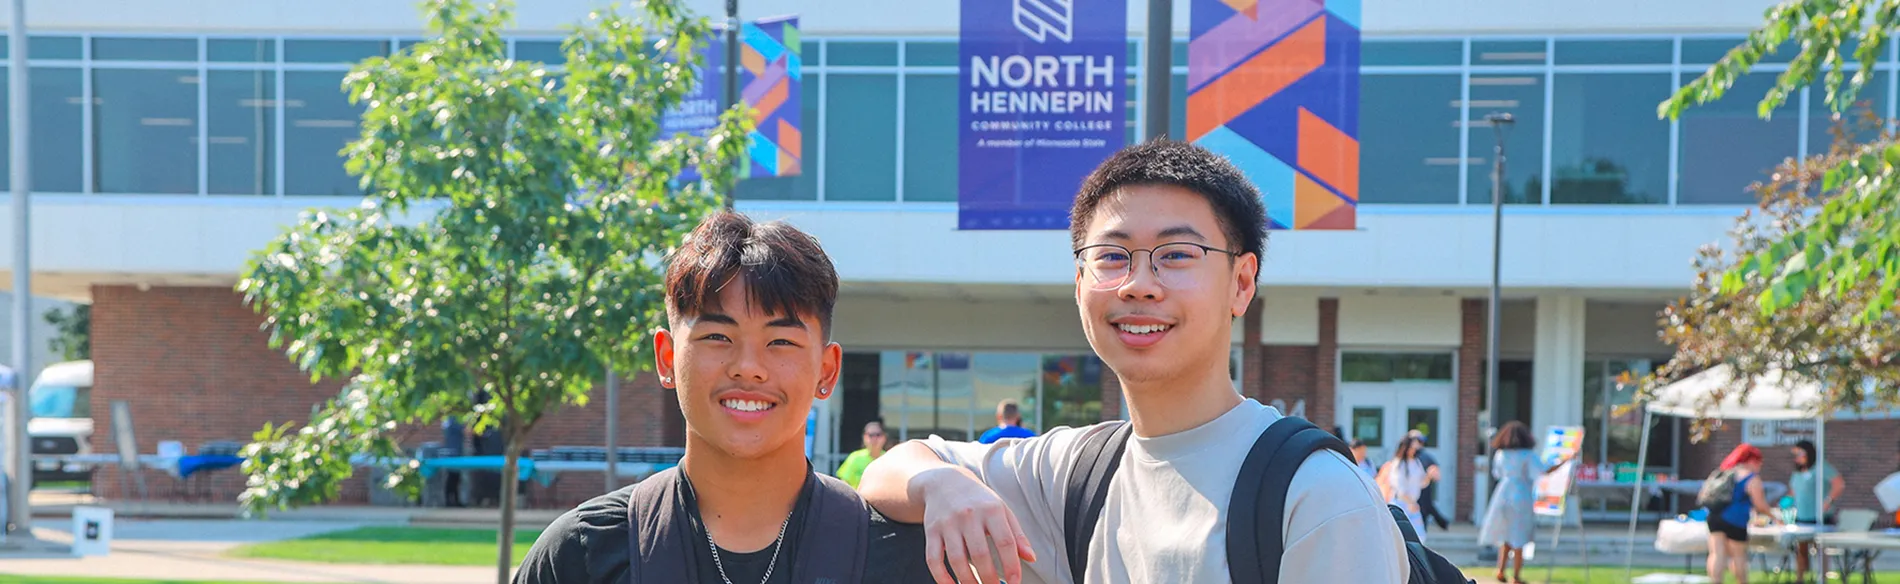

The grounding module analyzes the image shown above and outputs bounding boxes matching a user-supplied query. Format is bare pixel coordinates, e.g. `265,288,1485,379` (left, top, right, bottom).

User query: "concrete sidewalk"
3,518,501,583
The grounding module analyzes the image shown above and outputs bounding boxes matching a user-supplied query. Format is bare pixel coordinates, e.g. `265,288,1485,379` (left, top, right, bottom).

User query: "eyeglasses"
1073,242,1239,290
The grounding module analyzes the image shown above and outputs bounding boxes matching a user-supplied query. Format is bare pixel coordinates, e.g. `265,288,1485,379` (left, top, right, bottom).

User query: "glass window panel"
92,37,196,61
208,39,274,62
1353,407,1385,447
879,352,925,442
284,71,364,196
1551,73,1670,204
1471,40,1547,65
931,353,976,441
93,69,199,194
1679,73,1798,204
1807,72,1890,154
1170,72,1186,139
1467,73,1545,204
284,39,389,63
0,68,85,191
1173,40,1187,67
1127,41,1139,68
1682,37,1796,65
514,40,565,65
1581,360,1605,466
1392,353,1454,381
1605,360,1663,471
903,74,957,202
207,70,277,195
1406,409,1440,448
735,74,818,200
1552,40,1671,65
1363,40,1463,66
973,353,1040,433
1341,353,1393,383
1040,354,1105,431
906,41,957,66
30,36,81,59
828,42,896,66
823,74,896,200
1361,74,1461,203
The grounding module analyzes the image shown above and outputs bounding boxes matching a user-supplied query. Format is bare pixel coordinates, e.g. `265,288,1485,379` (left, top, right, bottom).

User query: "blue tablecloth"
418,456,537,482
177,454,244,479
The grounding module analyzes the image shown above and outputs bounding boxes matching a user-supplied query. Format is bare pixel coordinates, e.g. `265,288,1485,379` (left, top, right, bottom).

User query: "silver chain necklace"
705,513,791,584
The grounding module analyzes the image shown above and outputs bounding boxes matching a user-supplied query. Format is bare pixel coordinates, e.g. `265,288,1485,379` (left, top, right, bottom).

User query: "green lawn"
225,526,542,566
2,577,280,584
1461,565,1900,583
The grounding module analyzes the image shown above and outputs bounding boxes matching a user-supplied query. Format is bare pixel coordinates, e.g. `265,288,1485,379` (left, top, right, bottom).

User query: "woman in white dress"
1379,435,1437,543
1478,421,1570,583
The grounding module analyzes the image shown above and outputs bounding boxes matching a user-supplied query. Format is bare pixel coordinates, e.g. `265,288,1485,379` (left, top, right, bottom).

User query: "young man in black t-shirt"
514,212,932,583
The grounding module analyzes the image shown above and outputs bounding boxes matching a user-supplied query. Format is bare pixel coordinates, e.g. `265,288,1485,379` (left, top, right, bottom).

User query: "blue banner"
959,0,1127,230
661,15,803,183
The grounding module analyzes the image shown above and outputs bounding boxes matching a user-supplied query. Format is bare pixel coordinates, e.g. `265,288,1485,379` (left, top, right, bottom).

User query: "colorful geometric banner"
1533,426,1584,516
958,0,1127,230
1187,0,1359,230
660,15,802,183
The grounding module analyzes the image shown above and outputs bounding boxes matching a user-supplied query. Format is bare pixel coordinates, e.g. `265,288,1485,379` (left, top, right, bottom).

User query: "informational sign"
1533,426,1584,516
660,15,803,182
958,0,1127,230
1187,0,1360,230
1742,419,1816,446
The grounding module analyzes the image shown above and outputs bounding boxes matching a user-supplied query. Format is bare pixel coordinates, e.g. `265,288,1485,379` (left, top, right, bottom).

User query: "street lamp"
1483,111,1514,456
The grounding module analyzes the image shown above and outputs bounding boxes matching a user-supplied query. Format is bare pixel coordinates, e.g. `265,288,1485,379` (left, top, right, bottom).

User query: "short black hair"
664,211,839,339
1069,140,1269,258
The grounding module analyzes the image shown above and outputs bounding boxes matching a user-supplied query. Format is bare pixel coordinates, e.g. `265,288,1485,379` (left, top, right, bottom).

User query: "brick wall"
1456,299,1486,521
1242,298,1265,401
89,285,680,508
1679,419,1900,517
1260,345,1317,412
1311,298,1339,431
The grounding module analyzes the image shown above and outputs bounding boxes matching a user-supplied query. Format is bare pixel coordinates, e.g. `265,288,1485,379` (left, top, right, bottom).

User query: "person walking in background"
440,416,466,507
1379,436,1436,543
837,420,889,489
1407,429,1451,531
1705,444,1780,584
1350,439,1376,479
1790,439,1845,582
977,399,1036,444
1479,421,1568,584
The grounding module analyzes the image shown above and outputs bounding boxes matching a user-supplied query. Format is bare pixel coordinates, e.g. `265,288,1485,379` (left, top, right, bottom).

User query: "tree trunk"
497,422,521,584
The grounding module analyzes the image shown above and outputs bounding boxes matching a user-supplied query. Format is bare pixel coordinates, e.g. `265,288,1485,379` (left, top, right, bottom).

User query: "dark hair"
664,211,839,339
1491,421,1535,451
863,420,885,433
1793,439,1817,471
1395,436,1423,460
1069,140,1270,259
1349,439,1367,449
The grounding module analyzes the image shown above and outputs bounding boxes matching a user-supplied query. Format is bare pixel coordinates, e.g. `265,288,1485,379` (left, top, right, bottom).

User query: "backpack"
1064,417,1473,584
1696,468,1738,510
624,467,869,583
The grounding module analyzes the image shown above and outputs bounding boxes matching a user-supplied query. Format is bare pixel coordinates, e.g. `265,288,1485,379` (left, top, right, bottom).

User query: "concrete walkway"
3,517,504,583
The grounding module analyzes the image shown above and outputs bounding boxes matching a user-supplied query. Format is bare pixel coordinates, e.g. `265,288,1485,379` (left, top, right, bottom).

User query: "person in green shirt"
837,420,888,489
1791,439,1845,583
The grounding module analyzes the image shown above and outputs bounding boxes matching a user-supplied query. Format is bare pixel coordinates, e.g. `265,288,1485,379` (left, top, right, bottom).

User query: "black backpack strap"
1227,417,1356,584
1062,421,1134,582
791,473,872,583
625,467,697,583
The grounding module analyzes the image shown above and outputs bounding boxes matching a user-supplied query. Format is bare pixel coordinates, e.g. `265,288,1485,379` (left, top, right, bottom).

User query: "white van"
26,360,94,482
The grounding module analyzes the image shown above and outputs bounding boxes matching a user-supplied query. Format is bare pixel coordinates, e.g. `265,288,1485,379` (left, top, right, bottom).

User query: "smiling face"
1073,184,1258,387
656,279,841,462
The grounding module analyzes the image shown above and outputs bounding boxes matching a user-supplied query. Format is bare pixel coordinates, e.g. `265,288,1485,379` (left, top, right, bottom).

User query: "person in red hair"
1704,443,1780,583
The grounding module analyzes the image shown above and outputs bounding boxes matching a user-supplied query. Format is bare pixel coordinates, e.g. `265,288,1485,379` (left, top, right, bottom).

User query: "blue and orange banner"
958,0,1127,230
661,15,802,182
1187,0,1359,230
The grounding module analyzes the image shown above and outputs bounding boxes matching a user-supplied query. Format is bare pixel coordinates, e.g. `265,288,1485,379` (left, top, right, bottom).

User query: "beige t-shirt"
925,399,1407,584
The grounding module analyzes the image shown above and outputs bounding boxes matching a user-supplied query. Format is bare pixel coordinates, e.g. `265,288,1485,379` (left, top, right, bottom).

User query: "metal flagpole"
721,0,739,208
5,0,34,541
1143,0,1170,140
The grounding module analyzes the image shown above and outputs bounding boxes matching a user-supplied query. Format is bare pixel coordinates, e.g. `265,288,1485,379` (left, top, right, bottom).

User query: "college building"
2,0,1895,519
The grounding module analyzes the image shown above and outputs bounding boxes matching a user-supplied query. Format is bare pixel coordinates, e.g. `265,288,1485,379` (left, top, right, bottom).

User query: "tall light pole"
1143,0,1171,140
1483,111,1514,456
721,0,739,208
5,0,33,541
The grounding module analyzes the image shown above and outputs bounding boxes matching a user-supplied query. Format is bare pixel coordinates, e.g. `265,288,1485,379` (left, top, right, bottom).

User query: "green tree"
42,304,89,361
1630,112,1900,431
233,1,747,581
1660,0,1900,322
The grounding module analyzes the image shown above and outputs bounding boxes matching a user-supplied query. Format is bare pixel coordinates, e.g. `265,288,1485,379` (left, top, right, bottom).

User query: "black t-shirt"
513,473,934,584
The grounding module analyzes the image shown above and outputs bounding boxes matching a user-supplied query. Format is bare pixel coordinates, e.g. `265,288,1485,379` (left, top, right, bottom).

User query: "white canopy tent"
1622,364,1832,581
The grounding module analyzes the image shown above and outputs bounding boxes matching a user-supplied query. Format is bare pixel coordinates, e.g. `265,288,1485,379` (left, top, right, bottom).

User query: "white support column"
1532,295,1587,434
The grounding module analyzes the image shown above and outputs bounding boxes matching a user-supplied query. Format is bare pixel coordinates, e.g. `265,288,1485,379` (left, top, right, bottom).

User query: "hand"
914,467,1037,584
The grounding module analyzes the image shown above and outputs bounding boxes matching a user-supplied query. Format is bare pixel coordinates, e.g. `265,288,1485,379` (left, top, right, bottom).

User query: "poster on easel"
1532,426,1584,517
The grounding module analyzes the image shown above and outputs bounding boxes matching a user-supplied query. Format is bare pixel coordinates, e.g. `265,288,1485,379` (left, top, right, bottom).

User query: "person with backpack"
513,212,934,584
860,141,1427,584
1477,421,1569,584
1700,444,1780,584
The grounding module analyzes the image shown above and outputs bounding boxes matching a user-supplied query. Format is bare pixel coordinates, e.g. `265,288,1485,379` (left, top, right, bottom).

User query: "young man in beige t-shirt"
861,141,1408,584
